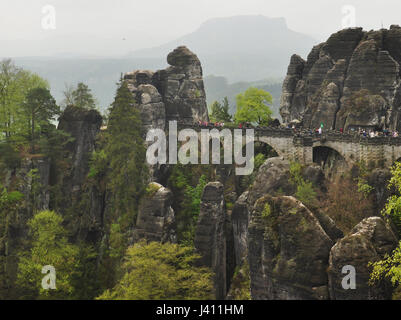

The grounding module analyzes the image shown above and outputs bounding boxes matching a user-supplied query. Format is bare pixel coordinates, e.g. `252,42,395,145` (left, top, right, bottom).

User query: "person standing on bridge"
318,127,322,135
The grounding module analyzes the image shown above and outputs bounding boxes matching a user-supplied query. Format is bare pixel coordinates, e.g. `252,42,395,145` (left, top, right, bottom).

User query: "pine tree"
70,82,96,109
104,80,148,228
22,87,59,154
209,97,232,122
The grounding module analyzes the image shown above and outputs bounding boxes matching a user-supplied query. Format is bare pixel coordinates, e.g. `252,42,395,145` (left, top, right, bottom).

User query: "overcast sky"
1,0,400,57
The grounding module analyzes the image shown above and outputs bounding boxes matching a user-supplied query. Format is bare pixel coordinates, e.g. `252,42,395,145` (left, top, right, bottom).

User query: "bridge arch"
312,145,348,176
256,135,291,159
312,141,348,161
237,139,280,166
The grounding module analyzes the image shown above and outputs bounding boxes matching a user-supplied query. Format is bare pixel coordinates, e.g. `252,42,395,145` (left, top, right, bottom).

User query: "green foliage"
295,180,317,207
0,185,24,298
184,175,208,221
254,153,267,171
370,241,401,288
354,161,374,198
204,75,282,118
234,87,273,125
88,149,108,179
226,202,234,210
168,164,190,190
289,162,317,207
39,122,73,160
209,97,232,122
0,141,21,169
88,81,149,292
289,161,303,185
145,182,161,197
97,241,214,300
22,87,60,153
16,211,81,299
108,223,126,260
168,165,213,243
64,82,97,110
0,59,49,140
262,203,271,219
103,80,148,228
0,186,23,218
228,262,251,300
25,169,42,215
368,163,401,298
382,162,401,236
357,180,374,198
0,60,70,160
180,175,208,245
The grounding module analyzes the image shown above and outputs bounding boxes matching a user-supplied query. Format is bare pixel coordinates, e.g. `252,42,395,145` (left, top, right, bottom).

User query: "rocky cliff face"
133,182,176,243
194,182,228,299
55,105,103,242
124,46,209,128
328,217,397,300
124,46,209,182
248,195,333,299
222,155,395,300
280,26,401,131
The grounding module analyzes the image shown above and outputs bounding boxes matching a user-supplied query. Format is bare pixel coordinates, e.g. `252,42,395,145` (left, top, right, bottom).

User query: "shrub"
97,241,214,300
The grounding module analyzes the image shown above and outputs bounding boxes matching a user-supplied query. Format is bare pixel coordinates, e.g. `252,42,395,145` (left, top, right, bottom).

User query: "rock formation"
133,182,176,243
232,191,250,266
280,26,401,131
247,157,295,205
124,46,209,129
328,217,398,299
56,105,103,241
57,106,103,195
248,195,333,299
124,70,166,132
194,182,227,299
124,46,209,182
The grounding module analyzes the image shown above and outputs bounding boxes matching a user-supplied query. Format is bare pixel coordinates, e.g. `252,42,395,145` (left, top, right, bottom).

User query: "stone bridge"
175,123,401,168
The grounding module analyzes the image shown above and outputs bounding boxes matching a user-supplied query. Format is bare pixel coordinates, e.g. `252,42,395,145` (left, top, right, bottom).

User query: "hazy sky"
1,0,401,57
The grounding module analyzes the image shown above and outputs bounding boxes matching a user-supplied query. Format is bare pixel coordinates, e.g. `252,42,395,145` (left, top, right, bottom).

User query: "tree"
368,162,401,298
97,241,214,300
181,174,208,244
289,162,318,208
61,83,74,109
0,186,23,298
234,87,273,126
16,210,81,299
69,82,96,109
22,87,59,153
103,80,148,228
382,162,401,236
0,59,48,140
209,97,232,122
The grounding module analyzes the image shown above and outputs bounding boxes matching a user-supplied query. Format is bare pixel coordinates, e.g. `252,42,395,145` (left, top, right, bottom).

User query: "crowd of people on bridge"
307,126,400,138
351,127,399,138
196,120,256,128
196,120,225,127
194,119,401,138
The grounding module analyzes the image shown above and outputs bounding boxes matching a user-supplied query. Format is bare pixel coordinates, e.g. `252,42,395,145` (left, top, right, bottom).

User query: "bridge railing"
174,121,401,146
